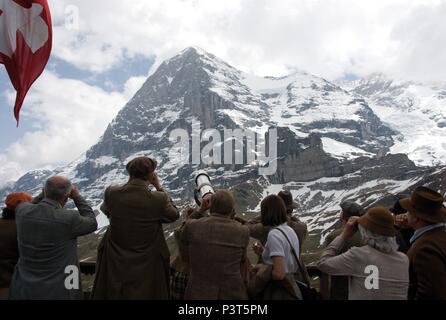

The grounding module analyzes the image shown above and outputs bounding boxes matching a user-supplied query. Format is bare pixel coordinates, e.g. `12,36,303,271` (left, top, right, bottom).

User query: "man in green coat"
91,157,179,299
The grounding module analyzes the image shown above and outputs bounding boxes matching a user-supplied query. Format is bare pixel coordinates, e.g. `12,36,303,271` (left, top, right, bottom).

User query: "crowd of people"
0,156,445,300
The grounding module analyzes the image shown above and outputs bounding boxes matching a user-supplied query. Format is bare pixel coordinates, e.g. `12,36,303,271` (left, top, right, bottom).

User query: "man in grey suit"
9,176,98,300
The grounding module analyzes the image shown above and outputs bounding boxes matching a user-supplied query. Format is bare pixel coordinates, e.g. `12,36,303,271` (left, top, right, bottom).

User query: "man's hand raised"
148,171,163,191
341,216,360,240
69,185,81,199
197,193,212,214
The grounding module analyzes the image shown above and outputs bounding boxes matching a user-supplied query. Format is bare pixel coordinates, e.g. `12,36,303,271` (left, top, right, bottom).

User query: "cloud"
48,0,446,81
389,1,446,82
0,71,143,184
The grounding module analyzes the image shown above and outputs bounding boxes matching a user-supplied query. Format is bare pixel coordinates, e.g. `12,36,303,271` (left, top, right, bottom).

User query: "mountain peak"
365,72,390,82
165,46,236,73
168,46,218,65
179,46,209,56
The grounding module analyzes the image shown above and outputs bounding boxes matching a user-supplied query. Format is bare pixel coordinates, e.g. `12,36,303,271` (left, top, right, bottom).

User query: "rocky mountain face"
1,47,445,262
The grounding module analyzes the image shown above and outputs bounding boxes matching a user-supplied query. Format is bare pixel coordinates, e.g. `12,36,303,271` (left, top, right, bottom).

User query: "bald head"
45,176,72,202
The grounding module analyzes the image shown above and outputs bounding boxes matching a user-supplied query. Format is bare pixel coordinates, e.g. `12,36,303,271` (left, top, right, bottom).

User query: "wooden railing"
306,264,331,300
79,261,333,299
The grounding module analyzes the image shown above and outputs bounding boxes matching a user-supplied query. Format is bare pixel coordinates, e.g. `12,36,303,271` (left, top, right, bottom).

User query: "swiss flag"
0,0,52,125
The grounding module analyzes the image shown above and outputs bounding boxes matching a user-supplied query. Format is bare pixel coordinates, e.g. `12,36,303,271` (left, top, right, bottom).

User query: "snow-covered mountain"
342,73,446,167
1,47,445,259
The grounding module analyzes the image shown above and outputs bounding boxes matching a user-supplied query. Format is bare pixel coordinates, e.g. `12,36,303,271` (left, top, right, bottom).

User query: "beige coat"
91,179,179,300
318,236,409,300
324,227,364,300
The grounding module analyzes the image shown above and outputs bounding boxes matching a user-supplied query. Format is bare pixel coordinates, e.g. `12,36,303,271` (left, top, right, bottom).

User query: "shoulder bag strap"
274,227,311,287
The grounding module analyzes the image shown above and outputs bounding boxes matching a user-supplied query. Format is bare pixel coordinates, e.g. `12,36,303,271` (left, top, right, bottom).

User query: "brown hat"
278,190,298,212
126,157,157,179
5,192,33,211
358,207,395,237
400,186,446,224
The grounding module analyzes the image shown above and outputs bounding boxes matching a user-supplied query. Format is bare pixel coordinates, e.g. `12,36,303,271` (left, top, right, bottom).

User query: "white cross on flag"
0,0,52,125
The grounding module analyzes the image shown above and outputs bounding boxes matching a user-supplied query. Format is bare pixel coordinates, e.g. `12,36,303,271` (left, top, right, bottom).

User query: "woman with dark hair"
258,195,300,279
0,192,32,299
260,195,289,228
250,195,304,299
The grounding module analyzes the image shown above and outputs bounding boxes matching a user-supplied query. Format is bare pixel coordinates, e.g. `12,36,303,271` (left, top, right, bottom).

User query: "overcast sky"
1,0,445,185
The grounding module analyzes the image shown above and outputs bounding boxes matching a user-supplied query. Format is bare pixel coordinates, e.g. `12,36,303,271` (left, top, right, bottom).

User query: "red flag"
0,0,52,125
